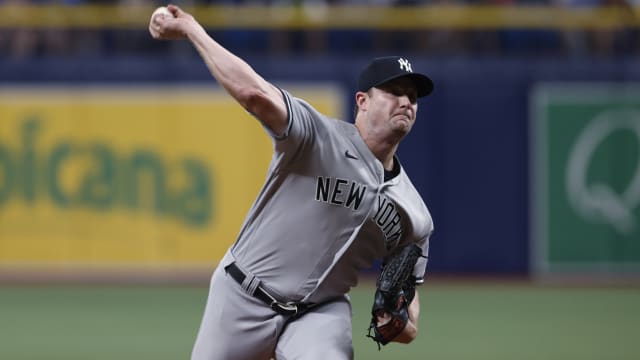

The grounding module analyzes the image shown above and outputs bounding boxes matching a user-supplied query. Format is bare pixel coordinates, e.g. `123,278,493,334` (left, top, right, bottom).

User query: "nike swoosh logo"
345,150,358,160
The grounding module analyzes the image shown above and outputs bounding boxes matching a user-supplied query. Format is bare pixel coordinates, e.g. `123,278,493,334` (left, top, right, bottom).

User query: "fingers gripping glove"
367,243,424,348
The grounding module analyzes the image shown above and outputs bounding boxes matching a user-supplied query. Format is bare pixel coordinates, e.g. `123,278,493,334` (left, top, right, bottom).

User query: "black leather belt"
225,262,309,317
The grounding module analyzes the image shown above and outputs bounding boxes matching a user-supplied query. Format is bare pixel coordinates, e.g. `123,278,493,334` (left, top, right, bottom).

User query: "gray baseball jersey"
228,89,432,302
191,89,433,360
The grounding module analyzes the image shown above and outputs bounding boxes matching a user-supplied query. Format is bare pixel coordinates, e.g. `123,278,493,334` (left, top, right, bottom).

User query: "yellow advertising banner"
0,85,343,272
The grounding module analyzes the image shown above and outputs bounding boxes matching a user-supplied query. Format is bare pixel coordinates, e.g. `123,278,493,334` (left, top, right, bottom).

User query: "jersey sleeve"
413,231,431,285
253,88,294,141
261,89,332,157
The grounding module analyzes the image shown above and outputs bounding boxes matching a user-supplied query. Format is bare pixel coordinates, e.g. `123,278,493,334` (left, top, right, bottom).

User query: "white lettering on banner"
565,109,640,235
398,58,412,73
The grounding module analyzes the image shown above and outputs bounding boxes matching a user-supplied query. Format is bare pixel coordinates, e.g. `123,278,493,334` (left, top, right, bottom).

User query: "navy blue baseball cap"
358,56,434,98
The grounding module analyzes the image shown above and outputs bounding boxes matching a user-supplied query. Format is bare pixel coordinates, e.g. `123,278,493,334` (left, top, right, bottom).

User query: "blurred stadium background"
1,1,640,359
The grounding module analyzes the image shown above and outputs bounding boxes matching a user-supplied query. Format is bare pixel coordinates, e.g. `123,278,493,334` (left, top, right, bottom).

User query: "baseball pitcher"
149,5,434,360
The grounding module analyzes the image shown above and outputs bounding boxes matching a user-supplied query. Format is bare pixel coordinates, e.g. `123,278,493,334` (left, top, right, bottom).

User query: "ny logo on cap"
398,58,412,72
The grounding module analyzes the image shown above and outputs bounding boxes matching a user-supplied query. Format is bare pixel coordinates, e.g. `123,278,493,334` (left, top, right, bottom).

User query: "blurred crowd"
1,0,639,59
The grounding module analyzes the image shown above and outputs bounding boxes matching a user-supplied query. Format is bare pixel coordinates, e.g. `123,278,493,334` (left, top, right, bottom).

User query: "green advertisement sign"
531,84,640,276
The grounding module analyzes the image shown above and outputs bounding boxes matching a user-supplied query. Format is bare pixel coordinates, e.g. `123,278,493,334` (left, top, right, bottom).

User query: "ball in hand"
152,6,173,20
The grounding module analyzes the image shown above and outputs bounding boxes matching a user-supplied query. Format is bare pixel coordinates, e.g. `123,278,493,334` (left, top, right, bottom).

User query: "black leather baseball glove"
367,243,424,349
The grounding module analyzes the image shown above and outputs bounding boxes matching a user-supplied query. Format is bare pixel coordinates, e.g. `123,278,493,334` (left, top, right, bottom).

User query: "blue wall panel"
3,56,639,274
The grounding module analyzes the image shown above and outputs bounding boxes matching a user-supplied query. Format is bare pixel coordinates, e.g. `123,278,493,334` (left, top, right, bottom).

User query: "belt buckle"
271,301,298,316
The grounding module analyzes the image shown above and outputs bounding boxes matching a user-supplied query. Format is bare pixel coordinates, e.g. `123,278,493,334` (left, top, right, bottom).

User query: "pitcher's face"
359,77,418,136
